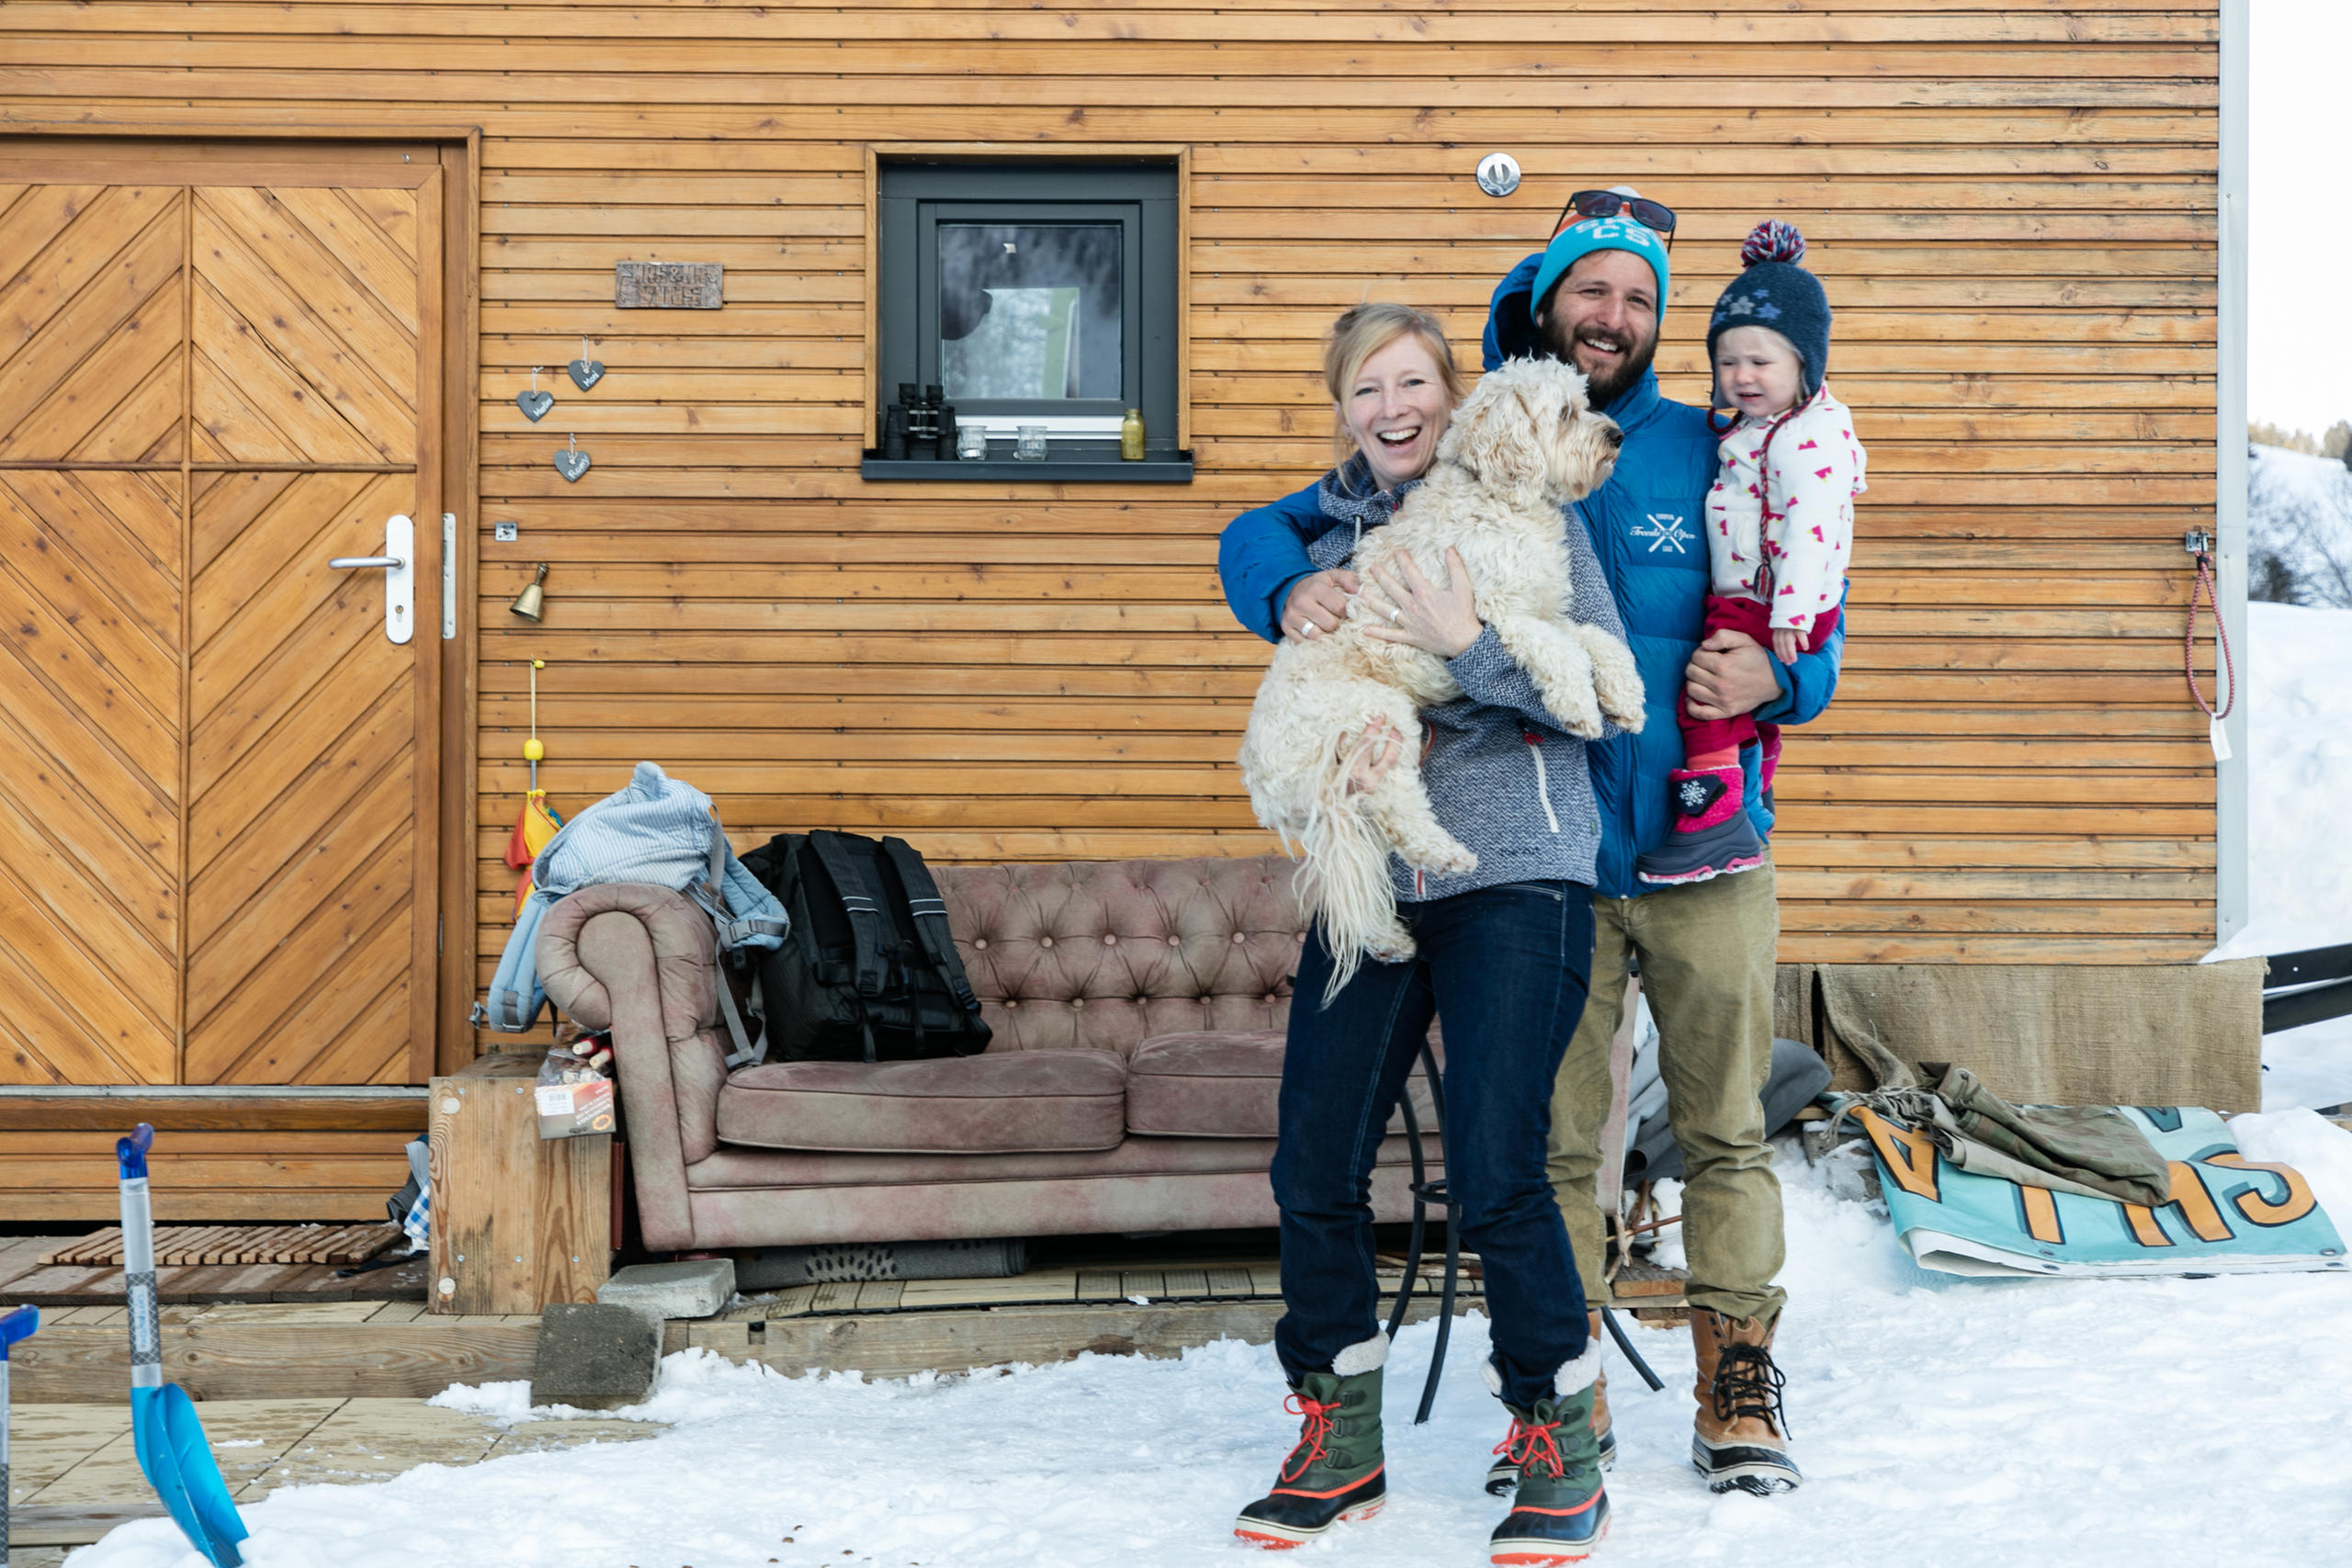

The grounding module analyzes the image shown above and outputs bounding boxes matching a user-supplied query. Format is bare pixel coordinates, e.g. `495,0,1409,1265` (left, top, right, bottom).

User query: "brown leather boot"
1487,1310,1614,1495
1689,1307,1801,1495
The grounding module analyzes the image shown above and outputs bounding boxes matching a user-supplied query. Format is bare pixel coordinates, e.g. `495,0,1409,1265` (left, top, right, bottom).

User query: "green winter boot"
1487,1346,1609,1565
1234,1353,1387,1550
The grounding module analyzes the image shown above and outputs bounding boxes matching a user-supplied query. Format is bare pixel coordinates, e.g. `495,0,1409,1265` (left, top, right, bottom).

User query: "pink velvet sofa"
537,854,1440,1255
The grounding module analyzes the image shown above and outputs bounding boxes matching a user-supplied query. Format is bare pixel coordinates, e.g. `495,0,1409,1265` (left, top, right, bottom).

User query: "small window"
867,161,1189,481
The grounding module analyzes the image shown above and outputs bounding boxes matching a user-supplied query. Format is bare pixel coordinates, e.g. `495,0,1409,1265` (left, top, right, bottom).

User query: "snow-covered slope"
2249,443,2352,607
2208,602,2352,1110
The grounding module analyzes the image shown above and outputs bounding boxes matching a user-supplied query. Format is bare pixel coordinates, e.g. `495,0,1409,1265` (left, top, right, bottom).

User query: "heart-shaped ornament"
515,388,554,422
553,446,592,482
567,358,605,391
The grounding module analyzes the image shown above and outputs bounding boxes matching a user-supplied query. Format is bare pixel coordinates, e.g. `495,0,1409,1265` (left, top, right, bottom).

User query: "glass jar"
1015,424,1049,461
956,422,989,461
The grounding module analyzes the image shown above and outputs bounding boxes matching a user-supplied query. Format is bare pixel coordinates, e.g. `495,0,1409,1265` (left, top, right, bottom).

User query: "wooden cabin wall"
0,3,2223,1077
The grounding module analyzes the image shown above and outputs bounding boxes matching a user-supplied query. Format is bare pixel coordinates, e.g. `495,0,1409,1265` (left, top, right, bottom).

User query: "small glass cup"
1015,424,1049,461
956,422,989,461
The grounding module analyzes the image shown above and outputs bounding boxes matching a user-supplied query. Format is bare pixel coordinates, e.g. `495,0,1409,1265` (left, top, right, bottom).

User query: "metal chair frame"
1381,1041,1662,1425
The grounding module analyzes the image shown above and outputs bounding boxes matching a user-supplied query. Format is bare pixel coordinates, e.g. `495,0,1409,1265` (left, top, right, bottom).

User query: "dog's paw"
1402,838,1478,876
1539,680,1607,740
1596,667,1646,733
1366,920,1417,964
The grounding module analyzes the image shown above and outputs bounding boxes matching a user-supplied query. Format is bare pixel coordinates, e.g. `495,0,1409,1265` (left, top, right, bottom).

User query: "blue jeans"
1271,881,1597,1411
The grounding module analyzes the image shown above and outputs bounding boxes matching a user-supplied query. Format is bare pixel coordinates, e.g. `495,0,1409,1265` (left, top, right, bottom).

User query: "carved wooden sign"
615,261,723,309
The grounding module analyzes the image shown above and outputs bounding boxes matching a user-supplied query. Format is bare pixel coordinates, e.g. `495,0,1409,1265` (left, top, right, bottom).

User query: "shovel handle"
0,1303,34,1353
117,1122,154,1179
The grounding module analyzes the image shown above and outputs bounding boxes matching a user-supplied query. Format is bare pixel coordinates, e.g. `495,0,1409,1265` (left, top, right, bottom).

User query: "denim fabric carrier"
476,761,787,1065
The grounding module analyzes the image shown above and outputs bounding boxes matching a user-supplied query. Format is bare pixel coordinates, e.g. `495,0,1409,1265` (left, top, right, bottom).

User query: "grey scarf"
1314,453,1424,557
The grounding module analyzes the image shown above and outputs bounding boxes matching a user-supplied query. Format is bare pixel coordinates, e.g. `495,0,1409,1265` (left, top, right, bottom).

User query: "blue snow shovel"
118,1124,248,1567
3,1303,40,1568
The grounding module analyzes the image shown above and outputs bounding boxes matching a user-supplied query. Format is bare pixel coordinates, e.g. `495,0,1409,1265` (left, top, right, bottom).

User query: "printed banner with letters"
1851,1104,2349,1279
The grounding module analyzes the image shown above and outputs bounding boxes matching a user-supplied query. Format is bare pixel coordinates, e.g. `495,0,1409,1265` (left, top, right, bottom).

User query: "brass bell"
508,562,548,622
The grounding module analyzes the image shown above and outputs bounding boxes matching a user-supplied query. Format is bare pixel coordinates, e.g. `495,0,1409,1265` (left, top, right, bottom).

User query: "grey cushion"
1125,1030,1436,1139
716,1051,1127,1155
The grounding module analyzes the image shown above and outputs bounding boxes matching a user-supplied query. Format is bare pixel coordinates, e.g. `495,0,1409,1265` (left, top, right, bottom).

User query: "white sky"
2250,1,2350,435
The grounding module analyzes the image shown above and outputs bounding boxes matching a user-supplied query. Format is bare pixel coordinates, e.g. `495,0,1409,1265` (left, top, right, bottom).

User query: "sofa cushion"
1125,1031,1436,1138
716,1051,1127,1155
934,856,1308,1057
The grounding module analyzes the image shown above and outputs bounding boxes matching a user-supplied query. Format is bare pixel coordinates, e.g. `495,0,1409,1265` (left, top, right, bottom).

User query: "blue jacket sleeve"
1749,584,1848,728
1217,488,1325,645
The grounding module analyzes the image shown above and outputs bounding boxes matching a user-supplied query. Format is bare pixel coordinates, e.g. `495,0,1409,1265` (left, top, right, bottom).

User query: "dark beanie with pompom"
1707,220,1832,403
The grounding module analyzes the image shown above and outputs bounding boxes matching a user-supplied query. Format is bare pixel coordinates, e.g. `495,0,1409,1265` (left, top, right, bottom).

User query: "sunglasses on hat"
1552,189,1677,252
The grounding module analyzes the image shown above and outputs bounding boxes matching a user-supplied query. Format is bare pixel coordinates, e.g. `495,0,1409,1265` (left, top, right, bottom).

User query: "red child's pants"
1680,593,1840,762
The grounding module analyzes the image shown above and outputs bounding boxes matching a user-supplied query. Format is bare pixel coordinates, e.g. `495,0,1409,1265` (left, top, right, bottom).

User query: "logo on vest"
1633,513,1693,555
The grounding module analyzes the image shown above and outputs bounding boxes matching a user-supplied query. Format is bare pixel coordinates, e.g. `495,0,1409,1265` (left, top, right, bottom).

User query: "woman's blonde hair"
1323,302,1468,460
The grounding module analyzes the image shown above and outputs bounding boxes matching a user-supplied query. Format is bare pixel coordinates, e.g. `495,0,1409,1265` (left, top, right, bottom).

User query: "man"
1219,188,1842,1499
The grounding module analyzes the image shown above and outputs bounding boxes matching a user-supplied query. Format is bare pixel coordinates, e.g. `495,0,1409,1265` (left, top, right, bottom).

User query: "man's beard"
1538,315,1658,409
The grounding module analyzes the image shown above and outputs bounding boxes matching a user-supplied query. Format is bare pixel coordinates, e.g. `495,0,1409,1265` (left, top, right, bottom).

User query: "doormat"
37,1224,401,1268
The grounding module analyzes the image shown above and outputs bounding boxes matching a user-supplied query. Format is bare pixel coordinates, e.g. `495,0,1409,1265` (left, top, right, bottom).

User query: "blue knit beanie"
1707,220,1831,403
1528,189,1672,326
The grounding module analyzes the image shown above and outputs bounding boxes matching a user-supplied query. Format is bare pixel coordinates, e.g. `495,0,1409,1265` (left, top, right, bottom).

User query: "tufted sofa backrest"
935,855,1306,1057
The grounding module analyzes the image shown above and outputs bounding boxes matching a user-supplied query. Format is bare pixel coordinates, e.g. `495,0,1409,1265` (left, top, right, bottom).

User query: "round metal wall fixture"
1475,152,1521,198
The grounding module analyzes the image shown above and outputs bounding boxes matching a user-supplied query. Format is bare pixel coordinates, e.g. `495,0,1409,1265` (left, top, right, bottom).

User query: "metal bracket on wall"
442,513,458,639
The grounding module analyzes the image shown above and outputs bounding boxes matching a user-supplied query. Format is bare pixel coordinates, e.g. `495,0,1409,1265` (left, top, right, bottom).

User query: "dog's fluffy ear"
1454,362,1550,491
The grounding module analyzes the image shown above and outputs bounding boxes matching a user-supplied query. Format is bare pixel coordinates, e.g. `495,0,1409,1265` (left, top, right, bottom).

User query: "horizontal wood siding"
0,2,2223,1068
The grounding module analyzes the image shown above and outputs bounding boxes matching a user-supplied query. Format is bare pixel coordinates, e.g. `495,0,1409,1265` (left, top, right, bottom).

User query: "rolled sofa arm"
538,884,731,1252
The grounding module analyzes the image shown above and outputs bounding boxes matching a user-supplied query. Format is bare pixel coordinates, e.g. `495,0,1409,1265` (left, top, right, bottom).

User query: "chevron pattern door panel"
0,151,444,1089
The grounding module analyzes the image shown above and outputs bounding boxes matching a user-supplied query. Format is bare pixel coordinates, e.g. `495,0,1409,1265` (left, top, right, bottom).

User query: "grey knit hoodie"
1307,456,1626,902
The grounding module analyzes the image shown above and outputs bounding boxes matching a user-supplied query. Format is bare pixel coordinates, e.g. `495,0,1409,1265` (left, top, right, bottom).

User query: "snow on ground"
2209,601,2352,1111
69,1133,2352,1568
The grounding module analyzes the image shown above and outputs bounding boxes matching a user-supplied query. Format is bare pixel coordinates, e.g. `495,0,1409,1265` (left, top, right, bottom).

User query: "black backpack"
739,830,992,1063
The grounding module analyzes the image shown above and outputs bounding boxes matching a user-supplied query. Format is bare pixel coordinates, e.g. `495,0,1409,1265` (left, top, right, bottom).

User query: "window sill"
859,454,1194,484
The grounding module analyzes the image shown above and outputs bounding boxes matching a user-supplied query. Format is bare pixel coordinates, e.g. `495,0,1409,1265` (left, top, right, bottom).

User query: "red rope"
1493,1411,1568,1480
1279,1394,1340,1483
2185,551,2236,722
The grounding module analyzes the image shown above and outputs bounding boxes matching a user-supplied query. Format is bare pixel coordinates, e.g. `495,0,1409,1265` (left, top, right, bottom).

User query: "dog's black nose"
1603,425,1624,448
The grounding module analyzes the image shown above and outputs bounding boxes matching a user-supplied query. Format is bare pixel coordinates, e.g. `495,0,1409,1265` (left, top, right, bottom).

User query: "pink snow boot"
1634,766,1766,886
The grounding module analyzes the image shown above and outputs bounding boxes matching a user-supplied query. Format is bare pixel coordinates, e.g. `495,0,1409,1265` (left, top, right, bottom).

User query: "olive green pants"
1545,858,1786,1325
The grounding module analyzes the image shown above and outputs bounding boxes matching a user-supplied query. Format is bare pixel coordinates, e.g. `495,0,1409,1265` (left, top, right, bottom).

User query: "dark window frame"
866,159,1190,482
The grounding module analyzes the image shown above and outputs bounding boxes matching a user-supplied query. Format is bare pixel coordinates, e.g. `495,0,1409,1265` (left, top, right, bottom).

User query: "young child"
1635,220,1866,886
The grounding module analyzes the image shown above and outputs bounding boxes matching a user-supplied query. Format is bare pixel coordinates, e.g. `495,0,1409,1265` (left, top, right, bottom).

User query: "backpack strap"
712,954,760,1069
808,830,890,1000
878,836,981,1016
699,812,774,1068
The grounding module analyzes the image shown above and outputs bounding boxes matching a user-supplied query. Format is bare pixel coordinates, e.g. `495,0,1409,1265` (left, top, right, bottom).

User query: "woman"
1224,303,1622,1567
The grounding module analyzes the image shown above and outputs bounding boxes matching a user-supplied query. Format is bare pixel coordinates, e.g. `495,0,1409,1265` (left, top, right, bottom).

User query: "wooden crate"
428,1055,612,1314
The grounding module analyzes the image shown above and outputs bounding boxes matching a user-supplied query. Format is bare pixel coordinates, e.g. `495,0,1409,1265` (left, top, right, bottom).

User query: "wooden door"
0,143,447,1087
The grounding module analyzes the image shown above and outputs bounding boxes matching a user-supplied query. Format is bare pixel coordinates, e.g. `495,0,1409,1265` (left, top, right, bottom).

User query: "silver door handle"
332,515,415,645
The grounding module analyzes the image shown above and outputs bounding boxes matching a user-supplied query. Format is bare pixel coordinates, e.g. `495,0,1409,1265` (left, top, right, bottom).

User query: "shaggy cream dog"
1238,357,1646,996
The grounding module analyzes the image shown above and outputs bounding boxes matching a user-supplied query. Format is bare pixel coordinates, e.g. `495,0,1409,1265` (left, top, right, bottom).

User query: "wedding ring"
1387,605,1403,624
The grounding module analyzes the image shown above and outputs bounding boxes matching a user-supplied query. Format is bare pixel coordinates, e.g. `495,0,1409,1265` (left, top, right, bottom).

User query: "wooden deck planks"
35,1224,402,1267
6,1395,665,1541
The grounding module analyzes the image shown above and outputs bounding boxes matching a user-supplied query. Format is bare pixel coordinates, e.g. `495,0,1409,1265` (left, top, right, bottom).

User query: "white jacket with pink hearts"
1703,388,1867,634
